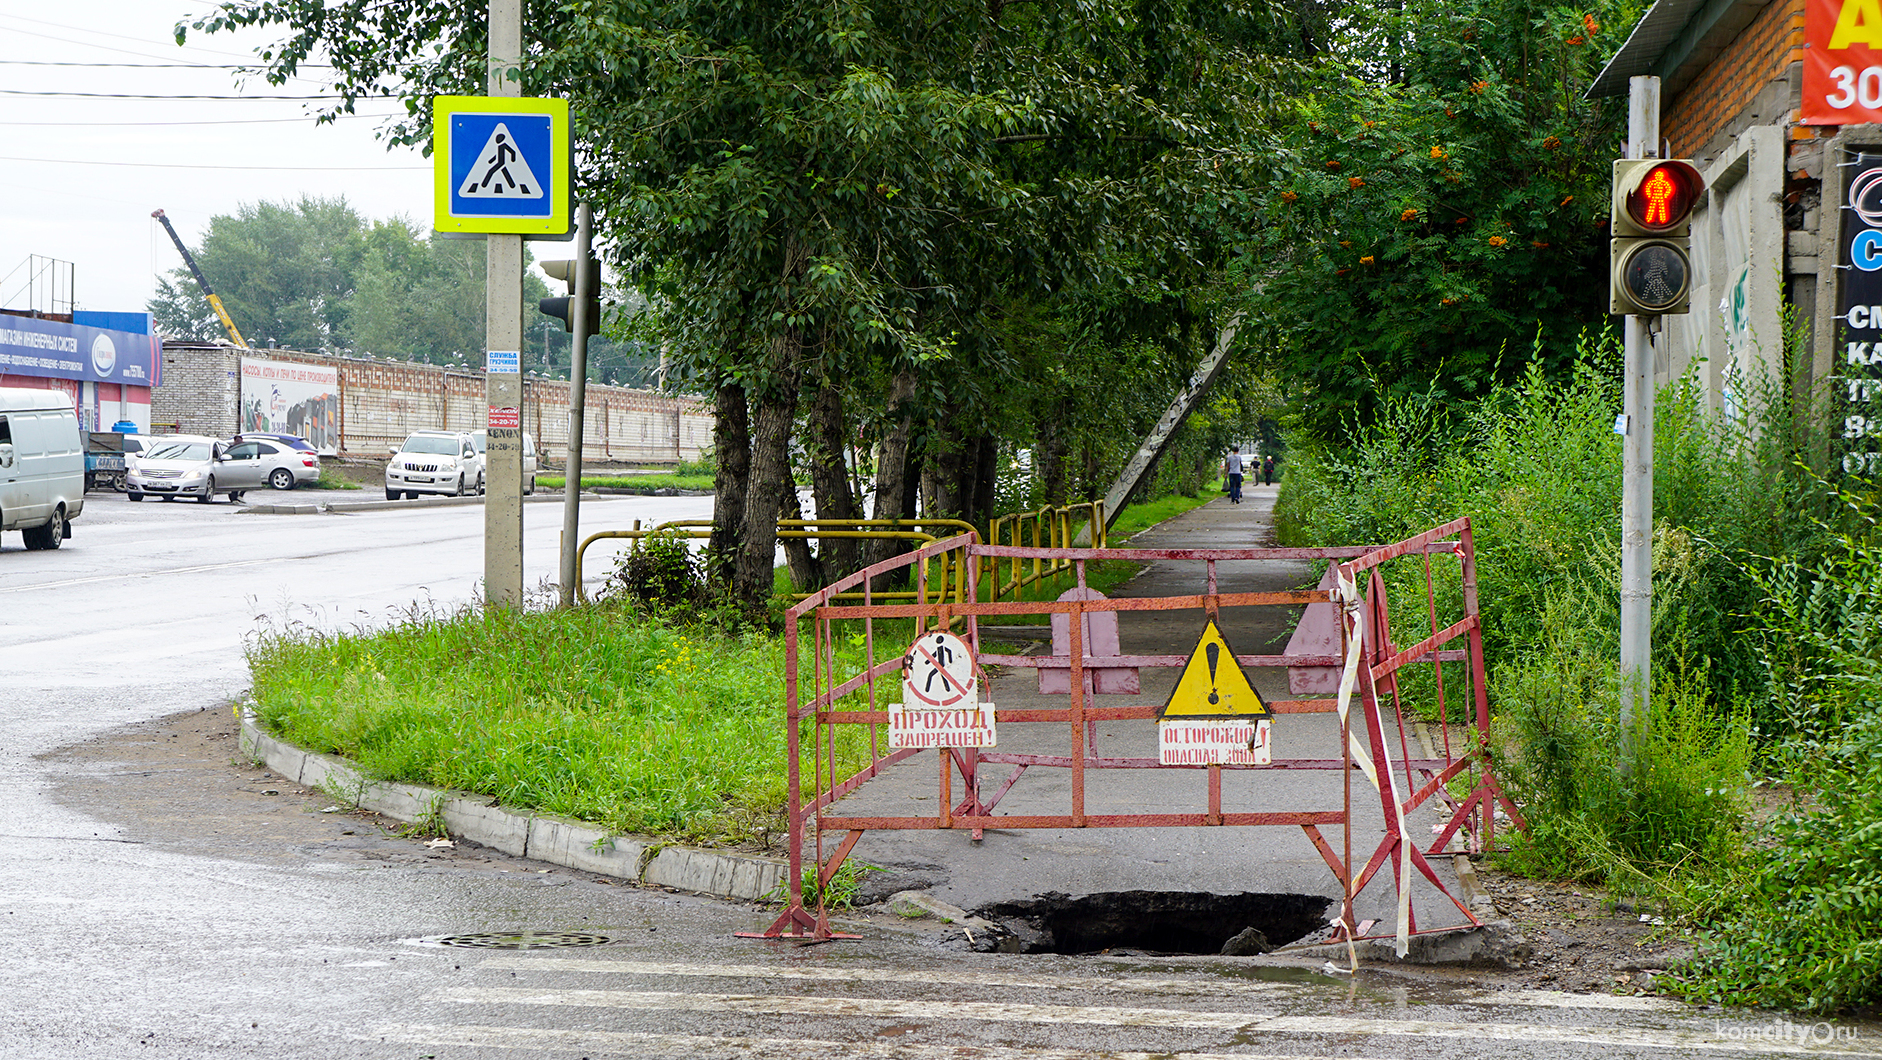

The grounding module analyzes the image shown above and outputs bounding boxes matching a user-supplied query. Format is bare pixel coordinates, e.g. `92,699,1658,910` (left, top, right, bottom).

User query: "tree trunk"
923,422,967,519
1037,418,1069,507
732,341,801,610
806,374,860,582
779,478,822,590
971,434,998,530
864,368,917,572
708,380,750,590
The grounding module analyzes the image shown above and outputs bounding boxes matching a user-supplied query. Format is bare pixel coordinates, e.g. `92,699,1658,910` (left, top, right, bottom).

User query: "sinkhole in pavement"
973,891,1333,955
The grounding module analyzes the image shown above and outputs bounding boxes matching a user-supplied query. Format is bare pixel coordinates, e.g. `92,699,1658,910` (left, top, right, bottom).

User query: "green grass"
540,473,714,492
311,468,361,490
246,599,874,846
1106,482,1224,540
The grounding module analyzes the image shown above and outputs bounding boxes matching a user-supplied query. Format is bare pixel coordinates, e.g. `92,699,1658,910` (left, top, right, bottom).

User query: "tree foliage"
182,0,1294,607
148,195,663,379
1242,0,1628,435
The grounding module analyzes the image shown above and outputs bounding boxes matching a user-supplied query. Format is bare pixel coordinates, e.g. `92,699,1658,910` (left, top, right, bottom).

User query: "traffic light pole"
482,0,526,608
557,204,594,607
1620,74,1660,769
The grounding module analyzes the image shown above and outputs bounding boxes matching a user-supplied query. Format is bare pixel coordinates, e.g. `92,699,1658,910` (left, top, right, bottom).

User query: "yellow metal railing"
575,506,1100,607
983,500,1106,603
573,519,972,605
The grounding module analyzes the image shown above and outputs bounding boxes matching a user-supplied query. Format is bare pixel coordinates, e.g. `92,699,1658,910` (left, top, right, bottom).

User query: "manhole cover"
426,931,613,949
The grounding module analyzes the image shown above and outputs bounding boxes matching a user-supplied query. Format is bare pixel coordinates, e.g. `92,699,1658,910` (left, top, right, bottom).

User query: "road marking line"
0,557,275,594
371,1023,1394,1059
437,987,1266,1031
478,956,1692,1013
431,988,1882,1055
1253,1015,1880,1055
1459,987,1687,1012
476,955,1303,997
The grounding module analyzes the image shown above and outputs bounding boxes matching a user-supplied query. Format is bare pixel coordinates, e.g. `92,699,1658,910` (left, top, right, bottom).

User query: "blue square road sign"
433,96,570,235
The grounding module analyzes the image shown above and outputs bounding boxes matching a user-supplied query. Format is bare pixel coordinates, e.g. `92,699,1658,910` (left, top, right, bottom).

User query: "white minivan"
0,388,85,551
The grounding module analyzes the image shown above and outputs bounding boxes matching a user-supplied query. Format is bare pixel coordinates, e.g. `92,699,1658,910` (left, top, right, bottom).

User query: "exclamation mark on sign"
1206,642,1221,706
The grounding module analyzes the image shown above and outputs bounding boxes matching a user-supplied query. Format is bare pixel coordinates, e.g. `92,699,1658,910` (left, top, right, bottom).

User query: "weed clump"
614,528,706,610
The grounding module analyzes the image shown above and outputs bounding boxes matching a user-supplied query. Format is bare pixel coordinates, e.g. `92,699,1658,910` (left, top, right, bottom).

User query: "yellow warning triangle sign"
1159,619,1271,719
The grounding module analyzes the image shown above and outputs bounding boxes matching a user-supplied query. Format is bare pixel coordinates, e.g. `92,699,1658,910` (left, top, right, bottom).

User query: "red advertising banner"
1805,0,1882,124
487,405,520,429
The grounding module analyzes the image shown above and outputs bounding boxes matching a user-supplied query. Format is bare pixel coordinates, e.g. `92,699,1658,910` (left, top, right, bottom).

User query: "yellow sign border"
432,95,571,235
1158,618,1271,720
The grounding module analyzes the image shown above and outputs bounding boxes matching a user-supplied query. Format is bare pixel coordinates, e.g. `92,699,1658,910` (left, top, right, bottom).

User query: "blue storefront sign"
0,315,162,387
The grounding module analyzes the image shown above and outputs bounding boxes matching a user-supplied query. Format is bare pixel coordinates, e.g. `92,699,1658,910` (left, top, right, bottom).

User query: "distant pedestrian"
1223,446,1244,504
1263,454,1275,486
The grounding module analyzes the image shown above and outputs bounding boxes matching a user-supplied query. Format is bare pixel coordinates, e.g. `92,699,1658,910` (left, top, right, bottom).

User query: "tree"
182,0,1294,609
148,196,368,351
1241,0,1626,436
148,197,574,370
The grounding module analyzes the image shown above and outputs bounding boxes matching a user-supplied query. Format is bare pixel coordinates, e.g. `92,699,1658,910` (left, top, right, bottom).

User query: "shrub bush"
1673,485,1882,1013
614,528,705,609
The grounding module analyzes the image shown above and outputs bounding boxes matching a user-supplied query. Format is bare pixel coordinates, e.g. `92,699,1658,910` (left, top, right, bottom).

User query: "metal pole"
1619,75,1659,767
558,204,594,606
484,0,525,607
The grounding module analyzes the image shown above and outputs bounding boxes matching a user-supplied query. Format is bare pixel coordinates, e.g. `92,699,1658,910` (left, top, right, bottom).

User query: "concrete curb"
1287,920,1534,967
237,712,788,902
238,492,591,516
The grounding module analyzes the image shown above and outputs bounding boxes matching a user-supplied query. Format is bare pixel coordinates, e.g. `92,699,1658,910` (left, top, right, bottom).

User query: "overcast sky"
0,1,438,320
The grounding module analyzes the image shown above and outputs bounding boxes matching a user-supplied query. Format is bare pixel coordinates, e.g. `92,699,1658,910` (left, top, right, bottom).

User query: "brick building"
153,342,711,464
1590,0,1857,427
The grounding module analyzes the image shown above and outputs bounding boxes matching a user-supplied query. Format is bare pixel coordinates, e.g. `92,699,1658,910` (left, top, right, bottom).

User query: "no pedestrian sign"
433,96,571,234
891,632,996,748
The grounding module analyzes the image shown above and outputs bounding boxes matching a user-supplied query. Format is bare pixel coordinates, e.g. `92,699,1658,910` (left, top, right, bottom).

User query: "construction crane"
151,208,249,349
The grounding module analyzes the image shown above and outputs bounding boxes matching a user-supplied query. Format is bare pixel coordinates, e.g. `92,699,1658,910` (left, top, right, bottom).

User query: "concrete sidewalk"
832,483,1480,943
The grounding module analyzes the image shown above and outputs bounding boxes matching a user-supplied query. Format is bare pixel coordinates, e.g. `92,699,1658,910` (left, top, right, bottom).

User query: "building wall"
1,374,153,432
1666,0,1806,160
1655,0,1842,406
153,343,710,462
150,345,240,434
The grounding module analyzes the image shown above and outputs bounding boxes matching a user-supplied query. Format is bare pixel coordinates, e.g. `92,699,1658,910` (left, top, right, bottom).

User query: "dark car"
237,432,319,455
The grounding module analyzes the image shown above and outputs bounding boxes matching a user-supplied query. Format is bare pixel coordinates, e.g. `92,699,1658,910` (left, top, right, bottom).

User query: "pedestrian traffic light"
1610,159,1704,315
538,256,600,338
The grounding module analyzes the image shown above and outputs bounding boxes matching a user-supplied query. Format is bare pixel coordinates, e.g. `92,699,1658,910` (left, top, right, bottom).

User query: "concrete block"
1291,920,1531,967
527,816,647,878
644,846,787,901
294,750,352,795
367,781,439,823
1789,230,1819,258
440,796,530,857
884,890,995,931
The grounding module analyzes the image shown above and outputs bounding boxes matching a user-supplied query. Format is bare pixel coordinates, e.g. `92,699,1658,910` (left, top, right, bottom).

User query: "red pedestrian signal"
1611,159,1704,314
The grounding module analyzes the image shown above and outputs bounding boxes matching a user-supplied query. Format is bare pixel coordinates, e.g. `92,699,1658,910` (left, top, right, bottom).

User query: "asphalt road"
1,488,1869,1059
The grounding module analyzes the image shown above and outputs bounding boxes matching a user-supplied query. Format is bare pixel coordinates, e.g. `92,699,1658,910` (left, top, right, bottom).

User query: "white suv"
470,429,538,495
384,430,482,499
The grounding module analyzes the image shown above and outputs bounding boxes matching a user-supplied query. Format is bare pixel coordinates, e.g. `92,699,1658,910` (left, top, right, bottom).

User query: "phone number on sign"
1824,65,1882,109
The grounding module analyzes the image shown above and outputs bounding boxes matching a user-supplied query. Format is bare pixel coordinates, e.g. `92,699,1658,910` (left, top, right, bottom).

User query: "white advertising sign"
240,357,340,455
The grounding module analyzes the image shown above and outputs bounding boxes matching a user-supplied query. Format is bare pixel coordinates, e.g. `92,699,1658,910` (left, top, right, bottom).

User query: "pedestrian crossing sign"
1158,619,1271,719
433,96,571,235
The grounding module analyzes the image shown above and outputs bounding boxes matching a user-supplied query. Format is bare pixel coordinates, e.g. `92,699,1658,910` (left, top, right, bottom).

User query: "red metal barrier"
743,520,1517,945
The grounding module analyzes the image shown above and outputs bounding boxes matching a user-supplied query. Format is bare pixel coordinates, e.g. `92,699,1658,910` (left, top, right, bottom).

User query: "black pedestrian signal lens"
1619,242,1689,313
